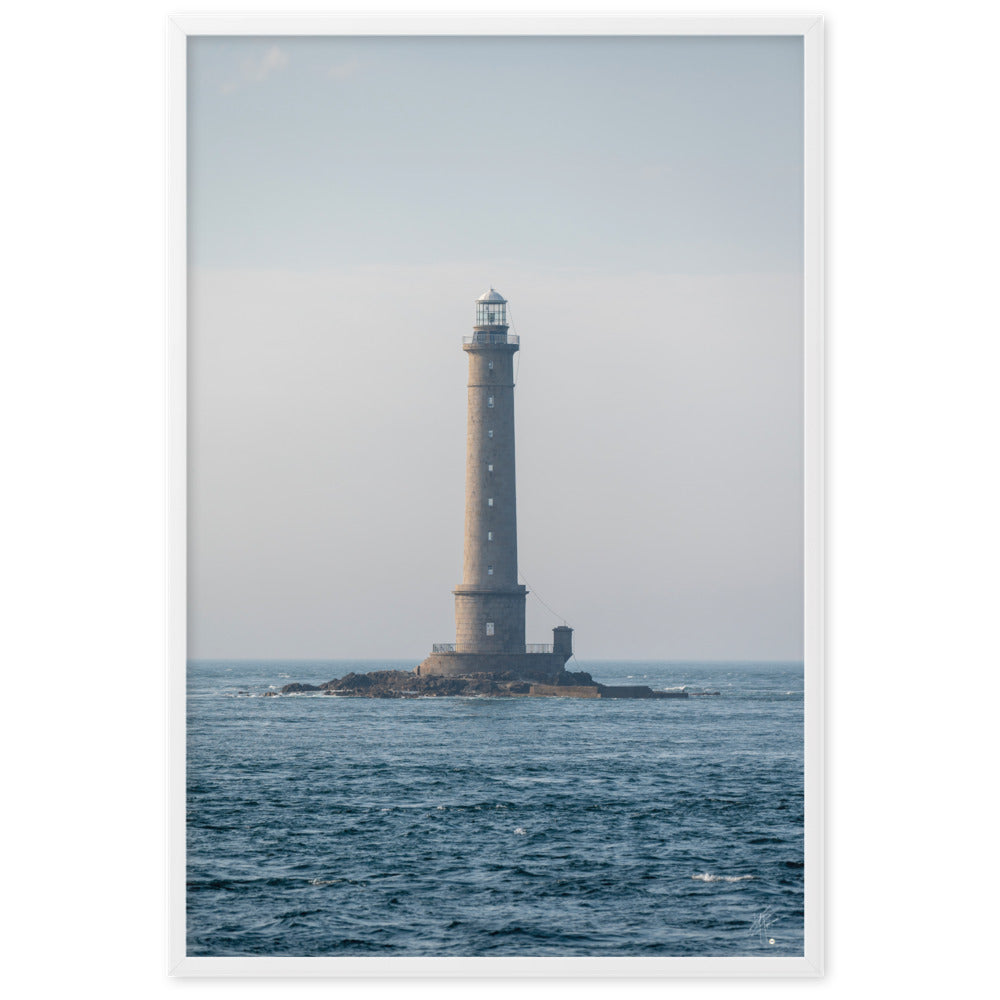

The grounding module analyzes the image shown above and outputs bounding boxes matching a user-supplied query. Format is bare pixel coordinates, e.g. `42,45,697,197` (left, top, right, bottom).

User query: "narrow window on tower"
487,531,493,541
487,565,494,575
488,361,494,370
487,396,494,408
487,464,493,473
486,622,495,636
488,498,494,507
488,430,493,438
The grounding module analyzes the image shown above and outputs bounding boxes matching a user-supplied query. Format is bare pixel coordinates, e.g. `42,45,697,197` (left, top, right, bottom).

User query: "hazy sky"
187,35,804,661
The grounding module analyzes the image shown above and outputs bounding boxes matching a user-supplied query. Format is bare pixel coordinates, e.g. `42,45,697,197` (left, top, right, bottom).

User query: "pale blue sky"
189,36,803,274
187,35,805,660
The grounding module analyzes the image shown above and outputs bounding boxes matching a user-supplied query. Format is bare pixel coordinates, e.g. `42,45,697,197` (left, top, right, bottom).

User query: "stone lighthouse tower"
454,288,526,654
419,289,573,679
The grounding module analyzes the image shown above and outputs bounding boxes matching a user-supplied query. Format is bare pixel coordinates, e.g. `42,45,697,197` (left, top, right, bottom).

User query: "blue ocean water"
187,660,804,957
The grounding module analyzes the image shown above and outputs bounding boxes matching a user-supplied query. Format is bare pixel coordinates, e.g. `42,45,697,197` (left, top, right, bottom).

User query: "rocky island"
277,667,692,699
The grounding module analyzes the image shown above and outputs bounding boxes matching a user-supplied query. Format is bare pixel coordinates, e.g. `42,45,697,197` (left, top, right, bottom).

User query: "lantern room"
475,288,508,328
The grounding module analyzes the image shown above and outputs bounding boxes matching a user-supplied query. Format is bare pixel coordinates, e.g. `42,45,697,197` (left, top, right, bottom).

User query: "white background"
3,2,997,998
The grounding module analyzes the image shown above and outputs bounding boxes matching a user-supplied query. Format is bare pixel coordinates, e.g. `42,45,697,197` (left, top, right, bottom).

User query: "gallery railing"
463,333,519,346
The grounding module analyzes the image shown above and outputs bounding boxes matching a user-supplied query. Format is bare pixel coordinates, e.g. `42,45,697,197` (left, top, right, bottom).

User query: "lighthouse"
419,289,573,679
454,288,525,654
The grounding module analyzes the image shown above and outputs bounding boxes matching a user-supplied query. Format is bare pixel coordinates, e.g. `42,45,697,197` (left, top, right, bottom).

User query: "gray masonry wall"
553,626,573,658
454,334,524,653
454,587,526,653
417,651,567,680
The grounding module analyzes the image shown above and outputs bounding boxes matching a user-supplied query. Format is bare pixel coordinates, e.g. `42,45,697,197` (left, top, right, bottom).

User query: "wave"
308,877,369,887
692,873,754,883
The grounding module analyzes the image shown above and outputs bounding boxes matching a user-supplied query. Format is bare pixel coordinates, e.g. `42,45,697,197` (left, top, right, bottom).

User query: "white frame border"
167,14,824,979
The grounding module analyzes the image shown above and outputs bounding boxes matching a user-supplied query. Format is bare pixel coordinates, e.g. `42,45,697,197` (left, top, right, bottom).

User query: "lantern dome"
475,287,508,328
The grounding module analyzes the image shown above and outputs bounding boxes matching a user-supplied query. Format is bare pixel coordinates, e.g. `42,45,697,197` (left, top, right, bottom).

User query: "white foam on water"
692,873,754,883
514,827,527,836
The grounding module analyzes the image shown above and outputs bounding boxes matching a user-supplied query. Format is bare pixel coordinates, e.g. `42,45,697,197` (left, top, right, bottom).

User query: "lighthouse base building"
417,626,574,680
418,289,573,680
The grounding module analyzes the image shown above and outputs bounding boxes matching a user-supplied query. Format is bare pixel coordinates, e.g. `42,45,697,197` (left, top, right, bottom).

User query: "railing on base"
432,642,552,654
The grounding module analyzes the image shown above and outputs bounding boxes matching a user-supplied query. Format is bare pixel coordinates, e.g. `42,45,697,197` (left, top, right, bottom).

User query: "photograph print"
177,21,820,972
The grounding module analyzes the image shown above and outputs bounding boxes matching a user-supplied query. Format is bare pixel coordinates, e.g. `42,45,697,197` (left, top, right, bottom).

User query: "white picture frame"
168,14,824,978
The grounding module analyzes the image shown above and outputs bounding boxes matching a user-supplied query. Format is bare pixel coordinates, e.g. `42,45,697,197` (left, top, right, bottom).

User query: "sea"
187,660,804,958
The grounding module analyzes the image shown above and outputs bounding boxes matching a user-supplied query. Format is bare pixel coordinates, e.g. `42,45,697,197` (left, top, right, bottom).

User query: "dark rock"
274,667,693,700
556,669,597,686
321,671,426,696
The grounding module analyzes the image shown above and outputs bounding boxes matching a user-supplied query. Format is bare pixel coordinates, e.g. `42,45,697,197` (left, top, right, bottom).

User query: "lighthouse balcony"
463,332,519,347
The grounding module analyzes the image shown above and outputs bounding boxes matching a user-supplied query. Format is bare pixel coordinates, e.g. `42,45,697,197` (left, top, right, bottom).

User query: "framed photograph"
168,15,824,977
